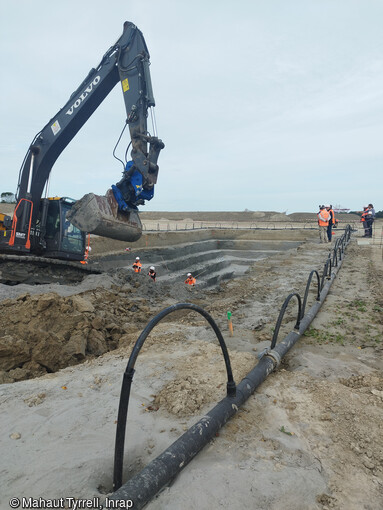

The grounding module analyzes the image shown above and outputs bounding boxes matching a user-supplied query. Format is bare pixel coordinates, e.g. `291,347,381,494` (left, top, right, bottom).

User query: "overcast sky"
1,0,382,213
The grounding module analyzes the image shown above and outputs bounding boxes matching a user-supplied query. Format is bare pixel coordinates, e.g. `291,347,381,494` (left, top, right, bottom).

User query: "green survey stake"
227,311,232,320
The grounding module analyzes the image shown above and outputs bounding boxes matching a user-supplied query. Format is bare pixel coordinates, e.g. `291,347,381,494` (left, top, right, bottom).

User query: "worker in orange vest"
80,235,92,265
325,204,336,242
185,272,196,286
360,206,370,237
133,256,142,273
317,205,330,243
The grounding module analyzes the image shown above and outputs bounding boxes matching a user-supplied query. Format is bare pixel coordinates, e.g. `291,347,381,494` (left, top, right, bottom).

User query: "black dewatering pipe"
109,230,351,508
113,303,237,492
111,355,275,508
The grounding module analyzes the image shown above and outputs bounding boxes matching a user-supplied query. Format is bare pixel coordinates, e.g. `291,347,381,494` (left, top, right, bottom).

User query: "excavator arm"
13,21,164,245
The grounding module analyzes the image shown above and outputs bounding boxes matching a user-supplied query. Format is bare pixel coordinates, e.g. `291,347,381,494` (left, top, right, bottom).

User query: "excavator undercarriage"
0,253,100,286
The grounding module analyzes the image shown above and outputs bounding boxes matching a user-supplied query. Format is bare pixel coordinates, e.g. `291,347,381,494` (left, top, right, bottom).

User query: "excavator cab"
0,197,86,261
42,198,86,260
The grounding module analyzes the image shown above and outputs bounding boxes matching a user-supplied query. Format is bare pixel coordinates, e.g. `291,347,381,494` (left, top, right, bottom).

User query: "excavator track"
0,254,101,286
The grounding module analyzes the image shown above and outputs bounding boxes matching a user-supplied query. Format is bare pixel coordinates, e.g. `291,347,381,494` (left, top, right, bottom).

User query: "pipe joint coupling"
257,348,281,368
266,349,282,368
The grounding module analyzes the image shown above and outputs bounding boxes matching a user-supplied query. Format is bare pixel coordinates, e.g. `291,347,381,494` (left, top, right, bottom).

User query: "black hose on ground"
111,353,275,508
332,248,338,267
113,303,236,491
270,292,301,349
320,257,332,290
301,270,320,319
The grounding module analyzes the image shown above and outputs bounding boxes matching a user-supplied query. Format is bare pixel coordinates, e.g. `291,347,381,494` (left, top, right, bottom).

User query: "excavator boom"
68,22,165,238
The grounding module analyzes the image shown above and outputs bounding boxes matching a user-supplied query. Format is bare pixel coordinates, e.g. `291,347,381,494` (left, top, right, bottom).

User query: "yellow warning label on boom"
122,78,130,92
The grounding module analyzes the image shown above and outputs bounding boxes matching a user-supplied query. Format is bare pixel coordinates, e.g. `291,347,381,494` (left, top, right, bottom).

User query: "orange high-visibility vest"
133,261,142,273
329,209,335,225
317,209,330,226
185,276,196,285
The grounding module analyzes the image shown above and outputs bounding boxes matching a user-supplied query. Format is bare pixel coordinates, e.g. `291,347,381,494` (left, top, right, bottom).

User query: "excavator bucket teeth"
67,189,142,242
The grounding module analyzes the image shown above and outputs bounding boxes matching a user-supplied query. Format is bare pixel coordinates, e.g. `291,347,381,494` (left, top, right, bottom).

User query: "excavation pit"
91,229,313,288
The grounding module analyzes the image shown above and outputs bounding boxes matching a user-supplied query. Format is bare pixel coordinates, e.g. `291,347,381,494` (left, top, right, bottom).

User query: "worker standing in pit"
148,266,156,281
133,257,142,273
185,272,196,286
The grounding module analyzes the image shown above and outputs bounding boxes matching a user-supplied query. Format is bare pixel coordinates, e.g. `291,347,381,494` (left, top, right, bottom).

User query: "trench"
0,230,310,287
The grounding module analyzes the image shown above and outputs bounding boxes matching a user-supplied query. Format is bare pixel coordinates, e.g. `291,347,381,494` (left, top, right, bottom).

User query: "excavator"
0,21,164,284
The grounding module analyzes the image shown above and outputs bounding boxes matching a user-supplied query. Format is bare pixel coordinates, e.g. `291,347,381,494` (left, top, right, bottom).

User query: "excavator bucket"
67,189,142,242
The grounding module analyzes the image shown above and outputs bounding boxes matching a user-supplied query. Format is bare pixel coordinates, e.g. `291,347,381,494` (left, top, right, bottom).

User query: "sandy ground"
0,224,382,510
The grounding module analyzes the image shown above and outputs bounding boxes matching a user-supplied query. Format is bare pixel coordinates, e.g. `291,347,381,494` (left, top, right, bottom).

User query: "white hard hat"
150,266,155,270
187,272,192,277
325,204,330,208
136,257,140,260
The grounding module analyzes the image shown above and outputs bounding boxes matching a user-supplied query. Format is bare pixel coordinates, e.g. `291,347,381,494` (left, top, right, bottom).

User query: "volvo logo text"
66,76,101,115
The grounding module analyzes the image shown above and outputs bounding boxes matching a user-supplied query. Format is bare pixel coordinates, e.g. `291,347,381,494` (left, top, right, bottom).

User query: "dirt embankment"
0,271,208,383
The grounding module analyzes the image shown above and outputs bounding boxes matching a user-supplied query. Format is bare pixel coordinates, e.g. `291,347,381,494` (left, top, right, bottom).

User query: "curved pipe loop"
113,303,236,491
270,292,302,349
331,248,338,268
334,237,342,253
320,258,332,290
301,269,320,319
